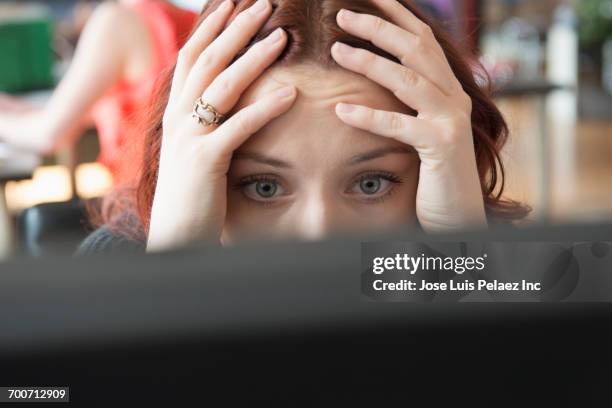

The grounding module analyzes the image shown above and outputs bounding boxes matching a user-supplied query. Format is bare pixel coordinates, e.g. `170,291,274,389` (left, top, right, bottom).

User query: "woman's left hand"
331,0,487,233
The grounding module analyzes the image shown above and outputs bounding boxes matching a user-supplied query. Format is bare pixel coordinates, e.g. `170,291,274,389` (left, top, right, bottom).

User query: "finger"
169,0,234,105
331,42,448,114
200,28,287,116
334,103,434,150
336,9,457,95
372,0,449,61
208,86,297,155
180,0,273,110
372,0,436,40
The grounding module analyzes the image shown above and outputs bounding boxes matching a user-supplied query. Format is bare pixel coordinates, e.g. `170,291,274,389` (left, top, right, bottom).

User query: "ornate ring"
192,98,226,126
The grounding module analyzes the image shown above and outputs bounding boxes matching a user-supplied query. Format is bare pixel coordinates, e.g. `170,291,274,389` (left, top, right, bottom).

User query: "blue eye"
350,175,392,196
255,180,278,198
240,177,285,201
359,177,383,195
347,172,402,202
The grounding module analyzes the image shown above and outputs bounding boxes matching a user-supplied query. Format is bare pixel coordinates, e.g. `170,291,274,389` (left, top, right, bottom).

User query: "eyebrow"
233,151,292,168
233,146,416,168
348,146,416,165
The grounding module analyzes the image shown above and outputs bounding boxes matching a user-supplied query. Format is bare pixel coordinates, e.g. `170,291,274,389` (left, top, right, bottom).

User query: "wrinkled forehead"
234,63,408,113
233,64,412,155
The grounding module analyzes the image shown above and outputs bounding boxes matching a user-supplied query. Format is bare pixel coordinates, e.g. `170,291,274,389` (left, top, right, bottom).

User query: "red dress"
90,0,196,184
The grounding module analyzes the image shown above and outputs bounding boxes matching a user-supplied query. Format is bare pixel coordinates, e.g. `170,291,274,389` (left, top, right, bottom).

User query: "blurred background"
0,0,610,259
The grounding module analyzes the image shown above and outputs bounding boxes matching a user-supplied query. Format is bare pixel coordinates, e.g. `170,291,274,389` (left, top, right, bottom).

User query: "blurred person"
57,1,102,53
79,0,531,254
0,0,197,184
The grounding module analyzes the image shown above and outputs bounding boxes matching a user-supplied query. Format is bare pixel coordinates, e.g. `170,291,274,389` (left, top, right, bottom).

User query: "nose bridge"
295,186,336,241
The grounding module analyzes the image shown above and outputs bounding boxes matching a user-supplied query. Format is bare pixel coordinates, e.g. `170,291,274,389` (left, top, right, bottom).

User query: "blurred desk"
0,144,40,259
493,80,564,222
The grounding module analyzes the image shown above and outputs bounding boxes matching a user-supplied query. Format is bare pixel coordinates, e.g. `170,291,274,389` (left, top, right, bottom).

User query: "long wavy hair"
98,0,531,241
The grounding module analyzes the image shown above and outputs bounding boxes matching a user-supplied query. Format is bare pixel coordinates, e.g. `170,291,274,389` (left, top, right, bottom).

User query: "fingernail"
338,8,355,21
337,103,356,113
219,0,232,12
265,28,284,44
249,0,268,15
333,42,354,55
276,86,295,98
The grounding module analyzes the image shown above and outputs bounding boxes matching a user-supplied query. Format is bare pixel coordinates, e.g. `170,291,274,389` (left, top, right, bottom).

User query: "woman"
79,0,530,254
0,0,196,184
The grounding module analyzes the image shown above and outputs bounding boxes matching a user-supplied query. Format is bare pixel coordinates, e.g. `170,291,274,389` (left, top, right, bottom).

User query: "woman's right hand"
147,0,297,252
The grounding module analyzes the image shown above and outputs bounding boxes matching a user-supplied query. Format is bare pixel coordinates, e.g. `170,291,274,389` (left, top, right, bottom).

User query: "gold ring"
192,98,226,126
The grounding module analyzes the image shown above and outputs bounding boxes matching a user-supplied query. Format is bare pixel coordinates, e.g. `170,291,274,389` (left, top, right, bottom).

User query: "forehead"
233,64,412,156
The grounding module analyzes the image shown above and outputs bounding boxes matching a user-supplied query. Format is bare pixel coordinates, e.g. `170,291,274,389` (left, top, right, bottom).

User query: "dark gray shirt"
76,226,146,256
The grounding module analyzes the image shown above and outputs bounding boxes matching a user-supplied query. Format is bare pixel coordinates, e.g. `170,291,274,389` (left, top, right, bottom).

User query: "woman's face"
222,64,420,244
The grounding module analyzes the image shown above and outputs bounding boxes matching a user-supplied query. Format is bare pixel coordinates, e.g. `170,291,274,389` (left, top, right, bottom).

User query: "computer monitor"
0,221,611,406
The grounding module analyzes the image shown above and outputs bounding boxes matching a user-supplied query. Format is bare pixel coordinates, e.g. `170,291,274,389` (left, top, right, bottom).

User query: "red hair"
102,0,531,240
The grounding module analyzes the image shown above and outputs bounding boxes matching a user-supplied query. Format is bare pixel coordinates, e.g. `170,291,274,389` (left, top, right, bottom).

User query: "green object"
0,17,54,92
576,0,612,48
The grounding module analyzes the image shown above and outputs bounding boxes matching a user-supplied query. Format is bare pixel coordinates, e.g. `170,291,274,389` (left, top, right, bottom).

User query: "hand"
0,94,51,152
331,0,487,233
0,94,38,114
0,111,52,153
147,0,297,251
